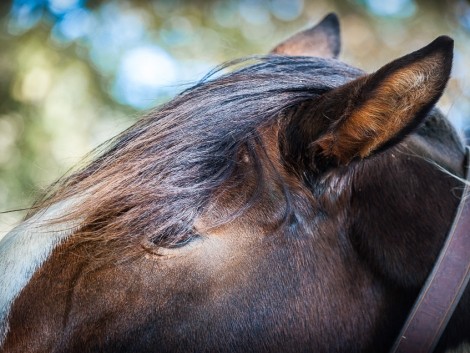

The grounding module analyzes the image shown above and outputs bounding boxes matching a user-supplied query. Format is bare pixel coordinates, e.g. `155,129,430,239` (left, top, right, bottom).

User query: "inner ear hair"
313,36,453,165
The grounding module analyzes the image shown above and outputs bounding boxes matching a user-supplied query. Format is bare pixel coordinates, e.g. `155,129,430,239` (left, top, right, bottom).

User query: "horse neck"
347,144,470,349
349,146,463,287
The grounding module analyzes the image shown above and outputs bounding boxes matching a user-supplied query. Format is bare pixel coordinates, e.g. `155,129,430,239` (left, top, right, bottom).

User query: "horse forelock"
26,56,363,261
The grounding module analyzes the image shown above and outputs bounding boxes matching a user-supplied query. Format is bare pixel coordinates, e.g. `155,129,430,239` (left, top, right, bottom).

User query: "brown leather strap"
390,147,470,353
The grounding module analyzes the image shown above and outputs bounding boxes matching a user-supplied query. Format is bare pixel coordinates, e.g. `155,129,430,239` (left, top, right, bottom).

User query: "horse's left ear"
309,36,453,165
271,13,340,58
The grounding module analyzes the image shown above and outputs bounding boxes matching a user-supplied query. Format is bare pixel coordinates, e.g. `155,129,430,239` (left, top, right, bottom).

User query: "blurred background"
0,0,470,238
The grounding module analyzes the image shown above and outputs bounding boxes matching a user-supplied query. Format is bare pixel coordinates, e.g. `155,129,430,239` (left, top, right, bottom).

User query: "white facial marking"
0,197,81,346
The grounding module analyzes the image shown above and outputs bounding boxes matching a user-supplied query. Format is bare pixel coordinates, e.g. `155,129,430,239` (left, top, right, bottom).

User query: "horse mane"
30,56,363,259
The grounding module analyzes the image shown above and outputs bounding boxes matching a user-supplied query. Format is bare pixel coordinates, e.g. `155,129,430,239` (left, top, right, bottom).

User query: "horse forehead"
0,198,80,344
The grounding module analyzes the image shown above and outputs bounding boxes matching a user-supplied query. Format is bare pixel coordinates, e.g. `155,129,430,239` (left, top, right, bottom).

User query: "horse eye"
161,226,200,249
140,228,199,254
166,233,197,248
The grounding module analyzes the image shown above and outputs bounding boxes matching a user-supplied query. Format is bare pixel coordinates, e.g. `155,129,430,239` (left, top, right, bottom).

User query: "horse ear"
271,13,340,58
309,36,453,165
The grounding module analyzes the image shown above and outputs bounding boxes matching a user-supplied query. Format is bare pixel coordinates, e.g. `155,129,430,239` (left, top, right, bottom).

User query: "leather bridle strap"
390,147,470,353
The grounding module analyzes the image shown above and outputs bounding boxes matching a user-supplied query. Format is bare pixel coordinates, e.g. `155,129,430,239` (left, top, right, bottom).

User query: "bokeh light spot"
113,46,178,109
8,0,43,34
48,0,82,15
270,0,303,21
52,8,93,42
238,0,270,25
362,0,416,18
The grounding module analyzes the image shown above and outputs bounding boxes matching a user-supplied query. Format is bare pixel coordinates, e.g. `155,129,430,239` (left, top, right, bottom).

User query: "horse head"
1,14,468,353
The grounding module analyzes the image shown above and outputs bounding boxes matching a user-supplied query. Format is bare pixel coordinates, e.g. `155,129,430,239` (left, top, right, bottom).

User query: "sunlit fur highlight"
317,45,451,164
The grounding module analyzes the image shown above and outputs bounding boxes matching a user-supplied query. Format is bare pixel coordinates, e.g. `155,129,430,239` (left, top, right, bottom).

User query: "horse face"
1,14,468,353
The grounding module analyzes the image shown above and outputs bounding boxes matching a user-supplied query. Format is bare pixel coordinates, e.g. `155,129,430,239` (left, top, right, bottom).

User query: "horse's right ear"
271,13,341,58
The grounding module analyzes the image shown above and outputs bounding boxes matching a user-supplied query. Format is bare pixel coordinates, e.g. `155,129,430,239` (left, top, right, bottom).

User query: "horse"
0,13,469,353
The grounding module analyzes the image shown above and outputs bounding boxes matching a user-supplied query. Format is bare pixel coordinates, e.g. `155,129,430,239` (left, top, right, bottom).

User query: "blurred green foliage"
1,0,470,237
